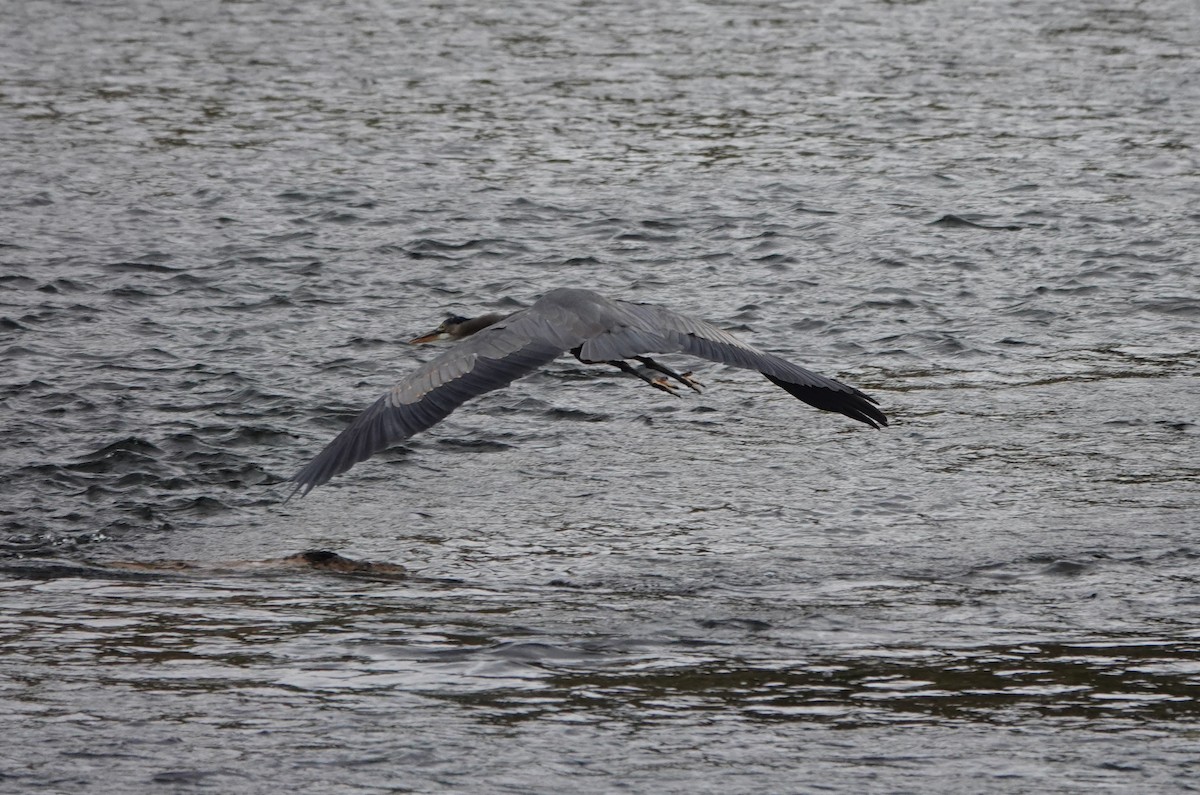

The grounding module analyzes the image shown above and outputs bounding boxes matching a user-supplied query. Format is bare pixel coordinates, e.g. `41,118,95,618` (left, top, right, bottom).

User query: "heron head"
410,313,503,344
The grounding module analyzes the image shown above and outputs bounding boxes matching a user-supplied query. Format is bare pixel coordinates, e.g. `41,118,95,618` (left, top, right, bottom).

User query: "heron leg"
606,360,682,397
632,356,703,393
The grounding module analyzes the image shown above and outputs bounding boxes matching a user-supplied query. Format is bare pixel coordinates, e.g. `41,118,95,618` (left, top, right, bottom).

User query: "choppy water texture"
2,0,1198,792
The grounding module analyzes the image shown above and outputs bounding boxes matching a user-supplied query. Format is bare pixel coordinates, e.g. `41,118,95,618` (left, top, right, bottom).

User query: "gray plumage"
289,288,886,498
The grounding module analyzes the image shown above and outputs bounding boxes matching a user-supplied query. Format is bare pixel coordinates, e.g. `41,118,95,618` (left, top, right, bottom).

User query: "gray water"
2,0,1198,792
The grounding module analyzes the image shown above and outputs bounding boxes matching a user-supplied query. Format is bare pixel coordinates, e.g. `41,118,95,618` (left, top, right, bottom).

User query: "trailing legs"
570,346,702,396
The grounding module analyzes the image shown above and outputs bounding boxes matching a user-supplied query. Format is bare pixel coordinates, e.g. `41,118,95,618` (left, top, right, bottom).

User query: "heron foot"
677,371,702,392
604,359,682,397
650,376,683,397
633,356,703,394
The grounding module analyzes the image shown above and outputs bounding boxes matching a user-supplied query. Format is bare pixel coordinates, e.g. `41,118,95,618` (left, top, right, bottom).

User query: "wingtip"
862,405,889,430
282,478,311,504
762,373,888,429
851,411,887,430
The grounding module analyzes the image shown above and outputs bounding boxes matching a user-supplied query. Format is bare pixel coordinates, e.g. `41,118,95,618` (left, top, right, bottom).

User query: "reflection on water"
3,564,1197,724
3,534,1199,791
520,641,1200,725
3,561,1199,789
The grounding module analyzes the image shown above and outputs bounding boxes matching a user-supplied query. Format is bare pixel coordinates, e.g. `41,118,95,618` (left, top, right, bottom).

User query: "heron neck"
456,312,508,338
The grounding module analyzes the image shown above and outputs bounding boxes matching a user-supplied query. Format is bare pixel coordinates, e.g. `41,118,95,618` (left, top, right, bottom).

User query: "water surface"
1,0,1197,792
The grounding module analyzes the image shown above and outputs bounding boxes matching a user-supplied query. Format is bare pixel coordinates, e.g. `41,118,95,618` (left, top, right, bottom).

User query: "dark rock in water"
282,548,409,578
930,214,1024,231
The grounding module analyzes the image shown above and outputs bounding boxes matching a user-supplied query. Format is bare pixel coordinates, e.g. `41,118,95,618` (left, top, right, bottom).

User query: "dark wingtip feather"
284,396,393,501
283,477,311,503
763,373,888,429
285,341,568,500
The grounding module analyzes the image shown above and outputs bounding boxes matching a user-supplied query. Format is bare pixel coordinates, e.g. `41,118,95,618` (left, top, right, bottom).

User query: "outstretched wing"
578,299,888,429
288,305,583,498
289,288,885,499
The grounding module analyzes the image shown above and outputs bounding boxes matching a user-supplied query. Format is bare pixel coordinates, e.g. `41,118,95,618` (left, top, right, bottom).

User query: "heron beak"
409,330,447,344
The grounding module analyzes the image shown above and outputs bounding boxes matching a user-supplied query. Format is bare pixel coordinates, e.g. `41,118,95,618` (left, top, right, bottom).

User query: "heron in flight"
289,288,886,498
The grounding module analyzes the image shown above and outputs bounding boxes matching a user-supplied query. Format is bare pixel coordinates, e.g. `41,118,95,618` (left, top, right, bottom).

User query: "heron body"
289,288,886,498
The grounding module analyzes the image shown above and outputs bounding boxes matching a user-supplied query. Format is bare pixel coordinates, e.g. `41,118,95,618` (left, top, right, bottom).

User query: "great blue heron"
289,287,886,498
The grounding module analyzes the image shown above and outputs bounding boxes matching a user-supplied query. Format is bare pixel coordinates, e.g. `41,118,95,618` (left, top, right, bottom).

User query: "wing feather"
288,310,573,498
605,300,888,429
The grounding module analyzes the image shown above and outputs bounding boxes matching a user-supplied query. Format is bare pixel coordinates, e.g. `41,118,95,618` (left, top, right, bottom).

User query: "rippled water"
2,0,1198,792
